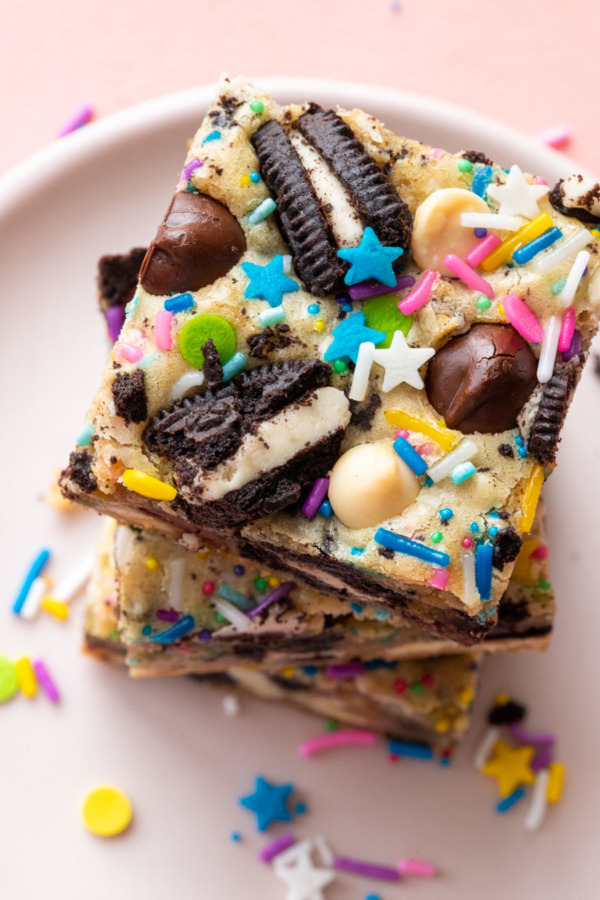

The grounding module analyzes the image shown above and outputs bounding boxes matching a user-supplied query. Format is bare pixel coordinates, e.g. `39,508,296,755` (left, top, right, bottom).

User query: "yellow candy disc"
122,469,177,502
82,785,133,837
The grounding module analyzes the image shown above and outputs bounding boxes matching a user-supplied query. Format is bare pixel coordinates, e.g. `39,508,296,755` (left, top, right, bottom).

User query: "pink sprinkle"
444,254,495,299
466,233,502,268
530,545,548,560
558,307,576,352
259,833,295,863
326,662,365,679
349,274,415,301
117,342,144,363
155,310,174,351
417,442,433,455
462,537,473,549
428,569,449,590
301,477,330,518
502,293,545,342
57,104,94,138
534,175,549,186
397,858,436,878
182,158,203,180
396,429,409,439
536,124,571,149
298,729,378,757
398,270,438,314
431,148,444,160
32,659,60,703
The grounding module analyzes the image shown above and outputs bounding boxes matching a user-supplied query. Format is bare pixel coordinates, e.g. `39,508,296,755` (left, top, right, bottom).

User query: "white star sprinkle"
372,330,435,392
274,845,335,900
486,164,548,219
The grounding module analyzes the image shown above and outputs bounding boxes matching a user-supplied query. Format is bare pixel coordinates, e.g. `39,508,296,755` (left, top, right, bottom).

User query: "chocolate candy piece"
139,193,246,296
425,324,538,434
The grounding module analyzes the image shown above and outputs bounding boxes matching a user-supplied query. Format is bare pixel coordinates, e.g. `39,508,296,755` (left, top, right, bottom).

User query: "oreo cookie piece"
251,120,345,296
97,248,146,309
200,338,223,389
111,370,148,425
527,362,577,464
492,527,522,571
298,107,412,251
549,174,600,223
61,451,98,495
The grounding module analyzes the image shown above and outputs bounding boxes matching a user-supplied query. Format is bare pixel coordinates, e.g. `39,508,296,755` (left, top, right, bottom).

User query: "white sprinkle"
558,249,590,305
50,551,95,603
282,255,292,274
222,693,241,716
462,548,479,610
170,371,205,402
348,342,375,401
212,596,252,630
525,768,550,831
427,438,478,483
19,576,46,621
473,725,500,769
536,316,561,383
460,212,522,231
169,558,185,611
532,228,592,274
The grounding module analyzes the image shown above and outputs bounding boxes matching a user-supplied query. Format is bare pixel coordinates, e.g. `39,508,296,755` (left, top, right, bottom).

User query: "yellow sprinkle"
457,687,475,707
197,550,210,560
122,469,177,502
547,762,565,804
497,302,505,316
268,576,281,588
512,538,539,582
16,658,37,698
384,409,460,452
41,596,69,621
591,228,600,240
519,465,545,533
480,212,554,272
494,692,510,706
314,320,326,332
281,666,296,678
240,174,252,187
146,558,160,571
82,785,133,837
434,718,451,733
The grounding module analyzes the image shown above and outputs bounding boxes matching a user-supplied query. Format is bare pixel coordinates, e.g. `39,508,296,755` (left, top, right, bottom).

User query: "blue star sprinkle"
323,312,385,364
337,227,403,287
239,775,294,832
241,256,300,308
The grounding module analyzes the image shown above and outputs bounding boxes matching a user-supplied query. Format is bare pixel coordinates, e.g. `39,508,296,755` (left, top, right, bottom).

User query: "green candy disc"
0,656,18,703
363,294,412,348
178,314,237,369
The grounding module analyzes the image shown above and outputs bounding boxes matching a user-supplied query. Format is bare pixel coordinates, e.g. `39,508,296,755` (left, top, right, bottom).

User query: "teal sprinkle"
350,547,366,556
127,659,140,665
248,198,276,226
307,303,320,315
184,181,199,193
142,625,152,636
295,802,307,815
217,583,255,611
76,422,95,447
230,832,242,842
257,305,286,328
451,462,477,484
203,130,221,143
551,277,567,296
351,602,364,614
250,172,260,183
125,294,139,317
423,475,434,487
138,353,159,369
222,352,247,382
375,608,391,621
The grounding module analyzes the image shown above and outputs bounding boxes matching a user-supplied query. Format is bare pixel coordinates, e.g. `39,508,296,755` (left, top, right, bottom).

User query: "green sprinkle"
551,278,567,295
250,100,264,114
325,719,339,732
109,629,120,641
537,580,551,591
476,296,491,311
458,158,473,173
430,531,443,544
332,359,348,374
214,612,227,623
254,577,268,592
410,682,424,695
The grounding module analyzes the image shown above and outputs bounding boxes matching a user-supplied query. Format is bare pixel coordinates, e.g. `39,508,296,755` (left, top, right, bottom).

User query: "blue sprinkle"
142,625,152,636
375,608,391,622
374,529,450,568
489,526,499,537
388,740,434,760
366,895,382,900
318,499,333,518
439,507,454,521
351,602,364,614
257,305,286,328
230,832,242,842
451,462,477,484
198,629,212,642
203,129,221,143
392,435,428,476
351,547,366,556
469,522,480,534
475,542,494,601
138,353,159,370
439,757,452,767
488,510,500,518
341,303,353,312
125,294,139,317
302,665,318,676
151,614,195,643
295,802,307,815
471,165,493,198
365,658,396,670
423,475,434,487
184,181,199,194
307,303,320,315
249,172,260,183
164,292,195,313
496,787,526,813
76,422,95,447
222,352,247,382
13,548,52,614
217,584,254,610
513,227,562,265
247,197,276,226
474,227,488,239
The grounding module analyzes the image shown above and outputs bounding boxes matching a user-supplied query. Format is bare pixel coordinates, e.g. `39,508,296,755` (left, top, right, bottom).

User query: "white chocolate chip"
328,441,420,530
411,188,490,276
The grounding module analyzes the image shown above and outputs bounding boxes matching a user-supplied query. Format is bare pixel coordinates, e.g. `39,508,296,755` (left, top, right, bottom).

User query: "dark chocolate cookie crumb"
492,527,522,570
349,391,381,432
247,323,295,359
488,700,527,725
498,443,515,458
201,339,223,389
528,362,577,464
62,451,97,494
378,546,395,560
461,150,494,166
111,370,148,424
97,248,146,307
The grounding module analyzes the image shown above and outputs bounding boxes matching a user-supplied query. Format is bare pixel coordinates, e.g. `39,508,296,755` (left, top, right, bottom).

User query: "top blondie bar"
61,75,599,644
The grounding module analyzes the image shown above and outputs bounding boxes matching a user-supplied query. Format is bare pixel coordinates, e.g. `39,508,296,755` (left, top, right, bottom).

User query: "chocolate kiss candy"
140,193,246,295
425,324,538,434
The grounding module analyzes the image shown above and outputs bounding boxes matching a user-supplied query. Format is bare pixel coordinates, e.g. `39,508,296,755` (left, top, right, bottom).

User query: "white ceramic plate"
1,79,599,900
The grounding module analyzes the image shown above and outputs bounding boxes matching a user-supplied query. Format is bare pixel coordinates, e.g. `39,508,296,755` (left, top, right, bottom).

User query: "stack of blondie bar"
63,75,600,749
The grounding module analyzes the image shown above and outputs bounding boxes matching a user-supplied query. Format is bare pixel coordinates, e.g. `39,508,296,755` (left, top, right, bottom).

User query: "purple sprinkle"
259,833,295,863
156,609,180,622
584,265,589,276
106,305,125,343
508,723,556,747
335,292,351,305
474,227,488,239
348,274,415,301
32,659,60,703
198,629,212,642
246,582,297,619
233,565,245,576
531,748,553,772
57,104,94,138
301,478,330,518
333,856,401,882
562,328,582,361
182,158,203,180
325,663,366,680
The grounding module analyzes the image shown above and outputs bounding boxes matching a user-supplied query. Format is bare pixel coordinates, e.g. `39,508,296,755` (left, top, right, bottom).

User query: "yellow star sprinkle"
481,740,536,797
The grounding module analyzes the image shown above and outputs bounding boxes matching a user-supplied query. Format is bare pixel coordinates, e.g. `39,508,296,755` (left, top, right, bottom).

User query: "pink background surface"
1,0,597,176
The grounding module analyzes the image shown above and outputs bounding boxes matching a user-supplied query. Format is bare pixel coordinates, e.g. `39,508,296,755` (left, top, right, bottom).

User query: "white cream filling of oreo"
288,130,364,247
188,386,351,501
560,174,600,216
